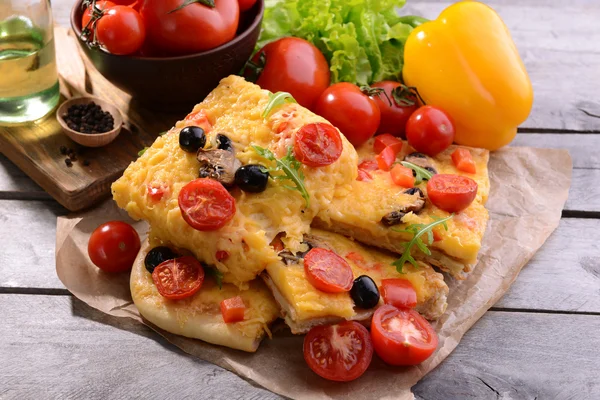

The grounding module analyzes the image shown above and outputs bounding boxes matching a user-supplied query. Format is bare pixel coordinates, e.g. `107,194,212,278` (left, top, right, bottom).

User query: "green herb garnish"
401,161,433,185
252,145,310,208
391,215,453,273
262,92,297,119
205,267,224,289
137,147,148,157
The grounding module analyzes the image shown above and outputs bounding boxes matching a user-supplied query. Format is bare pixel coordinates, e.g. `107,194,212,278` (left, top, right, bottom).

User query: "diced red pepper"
376,146,397,171
220,296,246,323
374,134,403,155
215,250,229,262
270,235,285,252
451,148,476,174
358,160,378,171
357,169,373,182
432,229,443,242
390,164,415,187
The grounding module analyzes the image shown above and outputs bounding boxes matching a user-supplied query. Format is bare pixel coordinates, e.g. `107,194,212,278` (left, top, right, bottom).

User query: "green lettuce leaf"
258,0,415,86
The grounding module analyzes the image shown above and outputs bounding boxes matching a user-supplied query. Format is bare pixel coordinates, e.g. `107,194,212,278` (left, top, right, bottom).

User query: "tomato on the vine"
96,5,146,55
304,321,373,381
314,83,381,148
370,81,419,139
246,37,330,110
406,106,455,157
371,305,438,366
88,221,141,273
141,0,239,55
81,1,115,29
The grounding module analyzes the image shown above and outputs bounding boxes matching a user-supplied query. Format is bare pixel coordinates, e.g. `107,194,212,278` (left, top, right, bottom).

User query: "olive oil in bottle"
0,15,59,124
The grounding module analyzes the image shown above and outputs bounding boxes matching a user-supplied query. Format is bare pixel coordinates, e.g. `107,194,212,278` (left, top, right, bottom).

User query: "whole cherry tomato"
88,221,141,273
246,37,330,110
304,321,373,381
370,81,419,139
406,105,455,157
371,305,438,366
141,0,239,55
314,83,381,148
81,1,115,29
96,5,146,55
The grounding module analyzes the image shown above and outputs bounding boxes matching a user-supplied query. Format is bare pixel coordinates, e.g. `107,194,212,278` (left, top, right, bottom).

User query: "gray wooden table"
2,1,599,399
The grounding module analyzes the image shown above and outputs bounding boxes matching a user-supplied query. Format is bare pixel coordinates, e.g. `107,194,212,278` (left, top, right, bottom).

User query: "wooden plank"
0,200,67,290
414,310,600,400
402,0,600,132
512,133,600,169
0,294,280,400
2,294,599,399
2,199,599,314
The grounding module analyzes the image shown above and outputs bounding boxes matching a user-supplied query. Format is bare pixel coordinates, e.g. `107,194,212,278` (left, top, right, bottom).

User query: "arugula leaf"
401,161,433,185
205,267,223,289
137,147,148,157
262,91,297,119
391,214,453,273
252,145,310,208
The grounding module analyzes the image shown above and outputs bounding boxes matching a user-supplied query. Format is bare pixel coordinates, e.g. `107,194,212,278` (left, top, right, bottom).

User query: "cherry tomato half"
246,38,329,110
178,178,236,231
304,248,353,293
304,321,373,382
152,256,205,300
96,5,146,55
141,0,239,55
427,174,478,213
314,83,381,148
88,221,141,273
406,106,455,157
81,1,115,29
371,305,438,366
294,123,343,167
370,81,419,139
380,279,418,309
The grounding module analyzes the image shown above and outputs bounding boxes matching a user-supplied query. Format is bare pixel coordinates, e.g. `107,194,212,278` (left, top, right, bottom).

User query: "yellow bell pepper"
402,1,533,150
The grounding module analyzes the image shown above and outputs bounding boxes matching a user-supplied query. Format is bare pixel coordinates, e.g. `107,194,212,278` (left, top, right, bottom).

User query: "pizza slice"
314,137,490,279
262,229,449,334
112,75,358,287
131,240,280,352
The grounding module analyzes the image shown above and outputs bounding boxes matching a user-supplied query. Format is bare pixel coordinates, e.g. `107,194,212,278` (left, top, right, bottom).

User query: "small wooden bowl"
56,97,122,147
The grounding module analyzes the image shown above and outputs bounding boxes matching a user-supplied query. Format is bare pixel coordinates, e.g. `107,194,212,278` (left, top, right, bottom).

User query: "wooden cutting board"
0,27,181,211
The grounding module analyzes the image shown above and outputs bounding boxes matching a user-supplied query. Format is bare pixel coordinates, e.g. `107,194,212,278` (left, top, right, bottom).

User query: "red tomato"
304,321,373,382
390,164,415,188
152,256,205,300
304,248,353,293
371,305,438,366
146,182,169,202
96,5,145,55
406,106,455,157
178,178,236,231
220,296,246,323
88,221,141,273
380,279,417,309
358,160,378,171
370,81,419,139
81,1,115,29
215,250,229,262
141,0,239,55
427,174,478,213
376,146,396,171
314,83,381,148
451,148,477,174
294,123,343,167
374,133,403,155
237,0,257,11
246,37,330,110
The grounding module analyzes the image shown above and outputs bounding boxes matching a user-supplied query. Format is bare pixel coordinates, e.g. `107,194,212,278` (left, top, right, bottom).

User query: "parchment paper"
56,146,572,400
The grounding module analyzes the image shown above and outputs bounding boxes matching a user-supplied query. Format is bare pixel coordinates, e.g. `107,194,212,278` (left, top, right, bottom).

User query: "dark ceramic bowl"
71,1,264,110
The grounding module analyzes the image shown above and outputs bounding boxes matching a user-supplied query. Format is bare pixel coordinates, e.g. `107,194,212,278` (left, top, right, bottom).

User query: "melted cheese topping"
318,139,490,264
112,76,358,286
266,229,448,321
